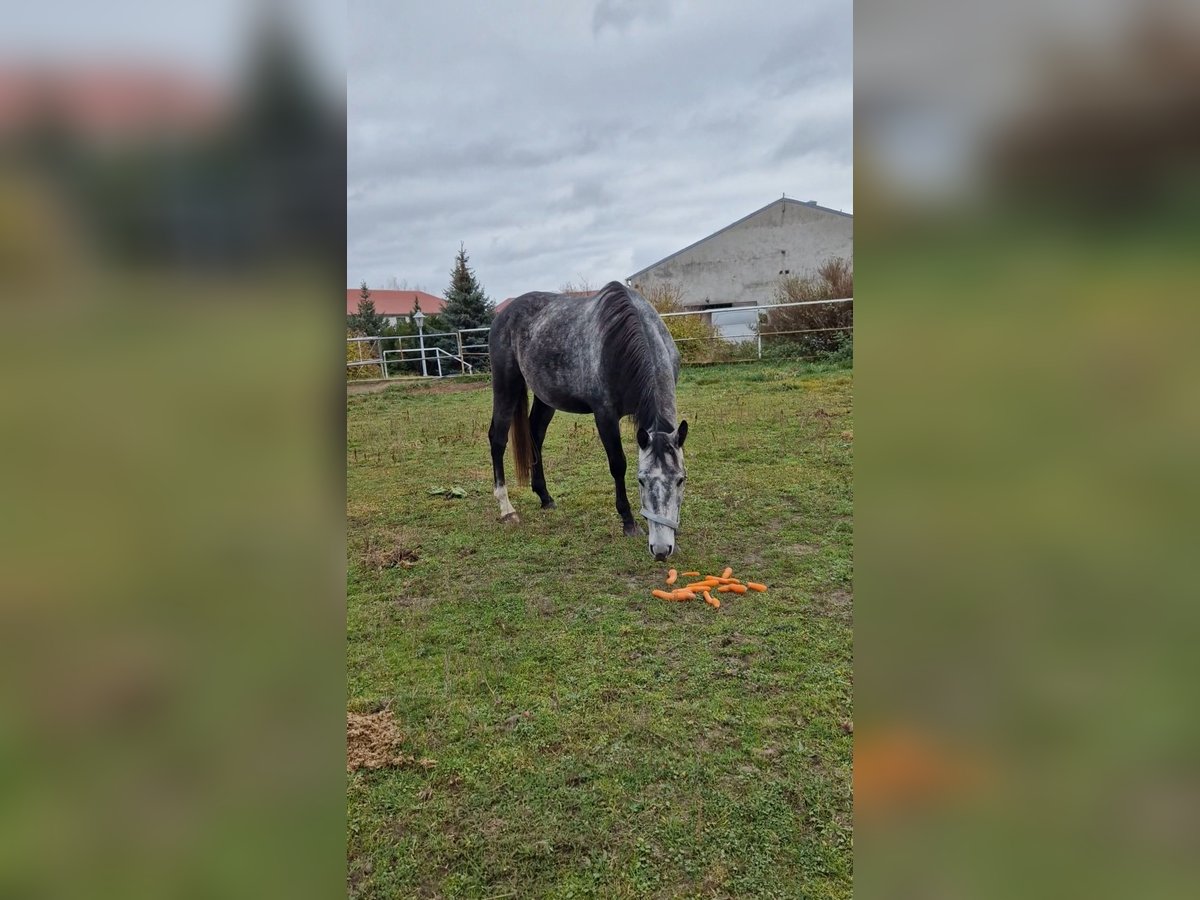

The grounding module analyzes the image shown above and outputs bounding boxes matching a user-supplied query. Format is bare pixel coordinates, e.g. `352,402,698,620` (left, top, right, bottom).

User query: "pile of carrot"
655,566,767,609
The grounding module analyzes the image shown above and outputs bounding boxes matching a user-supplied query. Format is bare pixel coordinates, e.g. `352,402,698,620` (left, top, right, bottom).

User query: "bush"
346,333,381,380
641,283,732,364
760,257,853,359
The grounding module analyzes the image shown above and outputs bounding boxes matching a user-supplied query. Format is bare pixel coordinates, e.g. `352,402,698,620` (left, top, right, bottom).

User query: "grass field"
346,361,853,898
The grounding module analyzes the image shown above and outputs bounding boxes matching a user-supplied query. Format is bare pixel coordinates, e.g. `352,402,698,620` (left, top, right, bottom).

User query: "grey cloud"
592,0,672,36
547,179,615,212
772,114,854,165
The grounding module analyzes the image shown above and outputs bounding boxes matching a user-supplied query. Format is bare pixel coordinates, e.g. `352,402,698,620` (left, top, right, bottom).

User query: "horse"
487,281,688,560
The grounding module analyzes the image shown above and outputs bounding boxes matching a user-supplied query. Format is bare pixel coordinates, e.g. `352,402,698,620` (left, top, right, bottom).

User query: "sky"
348,0,852,302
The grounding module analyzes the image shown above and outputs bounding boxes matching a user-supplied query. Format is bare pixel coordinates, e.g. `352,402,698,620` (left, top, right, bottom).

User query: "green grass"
346,361,853,898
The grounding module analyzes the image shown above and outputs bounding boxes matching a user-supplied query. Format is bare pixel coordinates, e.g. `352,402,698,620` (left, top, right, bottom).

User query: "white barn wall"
628,199,853,313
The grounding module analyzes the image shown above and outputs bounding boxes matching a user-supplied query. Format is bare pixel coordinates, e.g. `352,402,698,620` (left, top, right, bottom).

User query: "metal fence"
346,331,476,379
347,297,852,381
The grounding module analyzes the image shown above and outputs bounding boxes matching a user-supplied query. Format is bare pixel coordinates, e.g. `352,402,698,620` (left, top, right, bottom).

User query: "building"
626,197,853,340
0,65,226,143
346,289,446,327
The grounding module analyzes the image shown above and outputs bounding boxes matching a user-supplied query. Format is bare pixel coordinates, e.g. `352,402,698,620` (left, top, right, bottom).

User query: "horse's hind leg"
529,397,556,509
489,387,520,524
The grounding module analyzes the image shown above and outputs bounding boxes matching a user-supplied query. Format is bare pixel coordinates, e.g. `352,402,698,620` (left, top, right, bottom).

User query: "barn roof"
626,198,852,283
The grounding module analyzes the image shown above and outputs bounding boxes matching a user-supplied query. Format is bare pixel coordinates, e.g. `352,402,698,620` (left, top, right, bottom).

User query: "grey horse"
487,281,688,560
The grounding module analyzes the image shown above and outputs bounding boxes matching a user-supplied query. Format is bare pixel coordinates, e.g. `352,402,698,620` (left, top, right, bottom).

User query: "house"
346,289,446,327
626,197,853,340
0,65,227,142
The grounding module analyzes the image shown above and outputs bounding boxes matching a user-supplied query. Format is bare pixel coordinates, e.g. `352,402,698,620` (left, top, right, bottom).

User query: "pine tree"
440,245,494,332
348,280,386,335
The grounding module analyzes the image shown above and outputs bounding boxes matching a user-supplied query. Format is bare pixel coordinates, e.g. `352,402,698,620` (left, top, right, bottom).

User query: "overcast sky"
349,0,852,302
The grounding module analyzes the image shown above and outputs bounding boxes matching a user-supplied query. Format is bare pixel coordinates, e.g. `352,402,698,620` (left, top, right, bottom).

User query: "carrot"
684,581,716,591
666,569,678,585
717,585,734,593
671,589,697,601
682,571,701,577
714,577,740,585
727,583,748,594
703,591,720,608
721,567,733,578
746,582,767,592
652,589,674,601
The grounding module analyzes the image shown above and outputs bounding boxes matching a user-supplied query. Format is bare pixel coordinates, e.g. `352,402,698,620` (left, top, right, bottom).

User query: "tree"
440,244,494,332
348,280,386,335
558,277,595,294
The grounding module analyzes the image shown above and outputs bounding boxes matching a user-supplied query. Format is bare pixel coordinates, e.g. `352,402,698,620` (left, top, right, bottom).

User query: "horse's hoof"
500,512,520,525
623,522,644,537
541,499,556,510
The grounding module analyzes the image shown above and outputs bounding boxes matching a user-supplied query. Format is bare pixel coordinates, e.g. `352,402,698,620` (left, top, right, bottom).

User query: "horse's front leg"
595,414,642,537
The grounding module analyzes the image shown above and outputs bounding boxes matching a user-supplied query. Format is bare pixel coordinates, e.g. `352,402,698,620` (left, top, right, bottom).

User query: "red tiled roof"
0,65,226,140
347,289,445,317
494,290,595,315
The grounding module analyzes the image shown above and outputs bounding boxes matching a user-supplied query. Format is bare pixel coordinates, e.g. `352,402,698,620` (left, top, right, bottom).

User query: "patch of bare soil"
347,709,437,773
347,378,489,396
813,588,853,624
362,536,420,571
347,855,373,896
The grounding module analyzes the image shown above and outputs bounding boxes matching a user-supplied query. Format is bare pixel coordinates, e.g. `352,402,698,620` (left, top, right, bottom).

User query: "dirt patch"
348,709,405,771
362,536,420,571
481,817,506,839
788,543,822,555
347,855,373,896
813,588,853,624
347,709,437,773
701,862,731,894
347,378,490,396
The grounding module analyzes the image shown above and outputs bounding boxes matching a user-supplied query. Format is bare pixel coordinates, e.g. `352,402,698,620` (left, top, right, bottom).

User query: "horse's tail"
510,387,533,487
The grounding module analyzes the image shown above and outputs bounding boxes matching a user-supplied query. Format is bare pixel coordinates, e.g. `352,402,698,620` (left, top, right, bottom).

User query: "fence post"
456,332,465,374
379,339,387,379
757,333,762,360
437,351,443,378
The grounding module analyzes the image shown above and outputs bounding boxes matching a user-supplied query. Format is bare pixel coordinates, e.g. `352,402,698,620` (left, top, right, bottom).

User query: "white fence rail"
347,297,851,381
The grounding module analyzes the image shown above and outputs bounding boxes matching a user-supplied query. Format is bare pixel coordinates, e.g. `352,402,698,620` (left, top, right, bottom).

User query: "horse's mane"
593,282,672,430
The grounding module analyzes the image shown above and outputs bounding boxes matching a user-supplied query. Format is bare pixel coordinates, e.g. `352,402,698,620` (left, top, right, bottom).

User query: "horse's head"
636,421,688,561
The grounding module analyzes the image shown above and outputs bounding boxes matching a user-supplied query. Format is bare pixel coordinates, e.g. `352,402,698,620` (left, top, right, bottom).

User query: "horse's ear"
675,420,688,448
637,427,650,449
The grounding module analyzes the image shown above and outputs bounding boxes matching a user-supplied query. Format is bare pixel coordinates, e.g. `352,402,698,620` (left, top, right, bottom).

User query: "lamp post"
412,308,427,377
